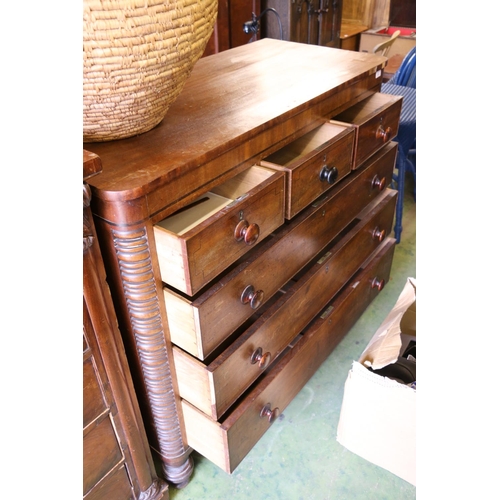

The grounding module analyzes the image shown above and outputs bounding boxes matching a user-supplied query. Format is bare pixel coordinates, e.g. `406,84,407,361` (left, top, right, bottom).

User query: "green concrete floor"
167,178,416,500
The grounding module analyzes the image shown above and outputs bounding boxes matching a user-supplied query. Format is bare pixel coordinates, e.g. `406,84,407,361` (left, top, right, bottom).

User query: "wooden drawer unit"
83,153,168,499
332,92,403,169
164,142,396,361
84,466,137,500
181,237,397,473
85,39,396,486
154,166,285,296
173,189,397,420
260,122,355,219
83,414,123,494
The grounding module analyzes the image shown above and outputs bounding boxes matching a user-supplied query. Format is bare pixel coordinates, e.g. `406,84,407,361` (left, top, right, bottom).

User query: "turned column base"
162,455,194,489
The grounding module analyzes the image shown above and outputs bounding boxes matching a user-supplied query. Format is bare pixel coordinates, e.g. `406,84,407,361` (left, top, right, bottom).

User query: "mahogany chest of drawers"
83,153,168,499
85,39,401,486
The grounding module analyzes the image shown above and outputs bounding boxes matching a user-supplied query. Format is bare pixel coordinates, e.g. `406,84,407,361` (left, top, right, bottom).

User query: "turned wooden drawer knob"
251,347,271,369
260,403,280,423
319,164,338,184
234,220,260,245
241,285,264,309
371,175,386,191
371,277,385,291
376,125,392,142
372,226,386,242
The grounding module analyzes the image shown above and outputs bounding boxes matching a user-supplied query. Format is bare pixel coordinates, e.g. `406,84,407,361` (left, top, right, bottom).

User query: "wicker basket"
83,0,218,143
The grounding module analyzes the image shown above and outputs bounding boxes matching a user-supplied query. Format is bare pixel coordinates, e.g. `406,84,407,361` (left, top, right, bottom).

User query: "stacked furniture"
83,152,169,499
84,39,402,486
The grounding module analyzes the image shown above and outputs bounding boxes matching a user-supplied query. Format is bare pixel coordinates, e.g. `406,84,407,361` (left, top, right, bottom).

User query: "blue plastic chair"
381,47,416,243
390,47,416,88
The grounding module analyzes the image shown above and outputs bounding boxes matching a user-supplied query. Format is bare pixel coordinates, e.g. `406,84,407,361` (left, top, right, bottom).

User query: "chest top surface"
85,39,385,210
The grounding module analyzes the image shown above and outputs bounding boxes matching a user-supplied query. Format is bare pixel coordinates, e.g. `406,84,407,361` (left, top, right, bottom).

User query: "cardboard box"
337,277,416,486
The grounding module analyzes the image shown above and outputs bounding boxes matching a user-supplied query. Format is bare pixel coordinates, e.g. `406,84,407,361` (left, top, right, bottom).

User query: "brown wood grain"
154,167,285,296
181,237,397,473
332,92,403,168
84,42,399,481
174,189,397,421
83,155,169,498
163,142,397,360
261,1,342,47
85,39,386,208
261,122,356,219
83,415,123,495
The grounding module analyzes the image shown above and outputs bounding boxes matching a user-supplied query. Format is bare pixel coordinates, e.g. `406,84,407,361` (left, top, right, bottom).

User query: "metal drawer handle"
371,175,386,191
372,226,386,242
371,277,385,291
319,164,338,184
376,125,392,143
241,285,264,309
250,347,271,370
234,220,260,245
260,403,280,423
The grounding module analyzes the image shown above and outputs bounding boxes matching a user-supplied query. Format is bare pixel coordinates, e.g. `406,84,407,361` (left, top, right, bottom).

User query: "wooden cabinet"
83,153,168,499
84,39,398,486
261,0,343,47
203,0,261,55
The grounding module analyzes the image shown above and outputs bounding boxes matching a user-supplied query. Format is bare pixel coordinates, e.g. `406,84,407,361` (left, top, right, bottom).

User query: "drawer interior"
330,93,402,169
156,166,276,236
157,193,231,236
260,122,349,168
332,92,401,125
259,121,355,219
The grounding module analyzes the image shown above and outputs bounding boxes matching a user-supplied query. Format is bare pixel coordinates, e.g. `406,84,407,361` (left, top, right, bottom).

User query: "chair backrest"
372,30,401,57
391,46,416,88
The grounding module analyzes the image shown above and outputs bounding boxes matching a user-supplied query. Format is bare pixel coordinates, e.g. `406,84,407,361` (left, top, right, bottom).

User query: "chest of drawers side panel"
84,154,170,498
91,212,194,488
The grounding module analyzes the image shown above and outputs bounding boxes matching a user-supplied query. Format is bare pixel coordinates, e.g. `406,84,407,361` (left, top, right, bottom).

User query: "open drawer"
260,122,355,219
153,166,285,296
173,189,397,421
163,141,398,360
331,93,402,169
180,236,397,474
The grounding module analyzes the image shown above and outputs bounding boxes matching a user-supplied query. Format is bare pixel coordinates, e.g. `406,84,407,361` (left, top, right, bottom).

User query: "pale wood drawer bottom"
181,237,397,473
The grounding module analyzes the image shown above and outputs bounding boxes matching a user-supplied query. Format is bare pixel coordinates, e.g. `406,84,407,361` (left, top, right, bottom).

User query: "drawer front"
181,237,397,473
83,415,123,495
174,189,397,420
83,356,107,428
260,122,355,219
332,93,402,168
84,465,133,500
164,142,397,360
154,166,285,296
